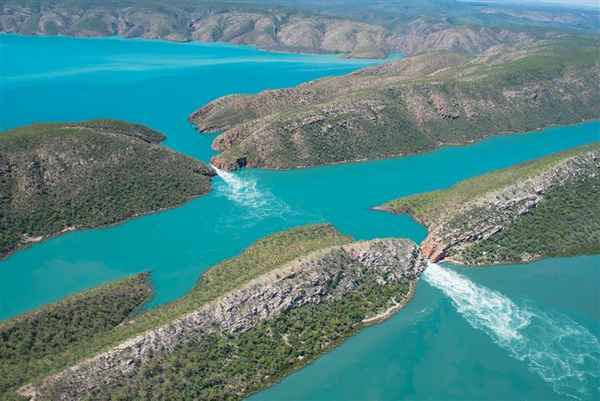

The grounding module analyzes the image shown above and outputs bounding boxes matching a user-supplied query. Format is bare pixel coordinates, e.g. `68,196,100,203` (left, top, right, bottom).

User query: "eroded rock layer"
190,38,600,170
19,238,426,401
382,143,600,265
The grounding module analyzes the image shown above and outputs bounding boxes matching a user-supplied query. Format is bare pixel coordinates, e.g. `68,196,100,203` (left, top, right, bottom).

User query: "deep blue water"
1,34,599,401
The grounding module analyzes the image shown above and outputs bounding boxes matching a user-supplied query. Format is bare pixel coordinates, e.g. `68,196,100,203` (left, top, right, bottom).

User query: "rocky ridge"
191,39,600,170
19,238,426,401
384,145,600,264
1,1,535,58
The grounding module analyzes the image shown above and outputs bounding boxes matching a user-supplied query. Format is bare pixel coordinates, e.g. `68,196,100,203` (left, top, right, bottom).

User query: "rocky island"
191,38,600,170
1,224,426,401
0,120,214,258
380,143,600,265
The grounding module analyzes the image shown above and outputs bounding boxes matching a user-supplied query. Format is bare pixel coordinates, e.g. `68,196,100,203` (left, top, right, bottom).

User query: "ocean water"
1,34,599,400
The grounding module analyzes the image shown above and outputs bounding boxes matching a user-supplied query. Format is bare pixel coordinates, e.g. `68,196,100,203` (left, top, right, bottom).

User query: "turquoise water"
1,35,599,400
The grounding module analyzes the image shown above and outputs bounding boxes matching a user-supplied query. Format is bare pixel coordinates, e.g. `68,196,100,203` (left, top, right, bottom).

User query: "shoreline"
199,118,600,172
0,190,210,263
0,32,390,61
362,281,417,325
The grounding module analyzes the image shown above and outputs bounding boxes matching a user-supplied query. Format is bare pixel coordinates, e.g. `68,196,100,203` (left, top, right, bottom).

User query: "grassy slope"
384,143,600,263
460,171,600,263
0,120,212,258
6,224,351,399
0,273,153,399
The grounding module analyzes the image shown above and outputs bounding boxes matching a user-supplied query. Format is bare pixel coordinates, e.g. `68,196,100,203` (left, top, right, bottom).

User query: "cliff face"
383,144,600,265
19,238,426,401
1,1,534,58
190,39,600,171
0,120,214,258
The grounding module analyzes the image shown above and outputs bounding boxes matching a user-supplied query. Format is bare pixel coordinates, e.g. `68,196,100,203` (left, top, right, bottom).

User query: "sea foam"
424,263,600,400
212,166,291,225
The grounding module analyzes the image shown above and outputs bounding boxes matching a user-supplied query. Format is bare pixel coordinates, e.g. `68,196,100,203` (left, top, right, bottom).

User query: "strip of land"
190,37,600,170
1,0,565,59
0,273,153,401
1,224,426,401
380,143,600,265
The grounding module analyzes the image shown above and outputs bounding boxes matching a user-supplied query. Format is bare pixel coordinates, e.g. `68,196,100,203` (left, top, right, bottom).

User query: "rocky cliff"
1,0,535,58
19,238,426,401
190,38,600,170
0,120,214,258
382,143,600,265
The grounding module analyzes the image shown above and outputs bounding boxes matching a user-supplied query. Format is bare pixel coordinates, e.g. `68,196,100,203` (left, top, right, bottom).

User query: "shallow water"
1,34,599,400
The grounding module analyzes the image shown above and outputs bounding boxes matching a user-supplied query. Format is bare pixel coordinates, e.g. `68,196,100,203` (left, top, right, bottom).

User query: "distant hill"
3,0,587,58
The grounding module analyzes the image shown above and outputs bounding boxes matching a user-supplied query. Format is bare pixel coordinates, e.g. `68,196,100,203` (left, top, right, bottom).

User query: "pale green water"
1,34,599,400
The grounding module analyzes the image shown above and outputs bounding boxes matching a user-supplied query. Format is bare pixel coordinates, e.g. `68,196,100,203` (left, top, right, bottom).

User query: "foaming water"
423,263,600,400
212,166,292,224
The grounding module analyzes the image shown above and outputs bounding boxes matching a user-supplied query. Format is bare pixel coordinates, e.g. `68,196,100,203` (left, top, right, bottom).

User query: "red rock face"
420,236,447,262
210,155,248,171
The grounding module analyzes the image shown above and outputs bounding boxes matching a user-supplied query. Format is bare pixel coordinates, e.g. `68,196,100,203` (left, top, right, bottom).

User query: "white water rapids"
211,165,292,224
424,263,600,400
211,167,599,399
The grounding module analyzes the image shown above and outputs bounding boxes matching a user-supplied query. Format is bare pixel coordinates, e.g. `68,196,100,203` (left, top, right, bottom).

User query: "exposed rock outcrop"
19,238,426,401
420,148,600,262
384,144,600,264
190,39,600,170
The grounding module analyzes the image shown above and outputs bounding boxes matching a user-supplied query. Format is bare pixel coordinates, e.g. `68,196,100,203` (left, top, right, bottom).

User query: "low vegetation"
0,120,213,258
2,224,351,400
2,0,562,58
191,38,600,170
81,280,411,401
0,273,152,399
462,172,600,263
384,144,595,224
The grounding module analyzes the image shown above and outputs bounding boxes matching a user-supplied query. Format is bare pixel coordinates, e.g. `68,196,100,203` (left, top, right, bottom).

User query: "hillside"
380,143,600,265
1,0,541,58
0,273,152,400
2,224,426,401
190,38,600,170
0,120,214,258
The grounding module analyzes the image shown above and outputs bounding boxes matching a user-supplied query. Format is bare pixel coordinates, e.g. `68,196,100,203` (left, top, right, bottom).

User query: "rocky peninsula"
7,225,426,401
191,38,600,170
381,143,600,265
0,120,214,259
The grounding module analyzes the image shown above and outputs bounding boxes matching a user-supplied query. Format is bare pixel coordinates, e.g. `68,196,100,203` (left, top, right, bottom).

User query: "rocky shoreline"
190,40,600,171
1,1,539,59
18,238,426,400
382,144,600,265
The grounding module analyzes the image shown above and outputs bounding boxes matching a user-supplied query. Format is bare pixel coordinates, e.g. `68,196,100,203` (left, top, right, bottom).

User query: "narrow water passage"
211,165,293,224
423,263,600,400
